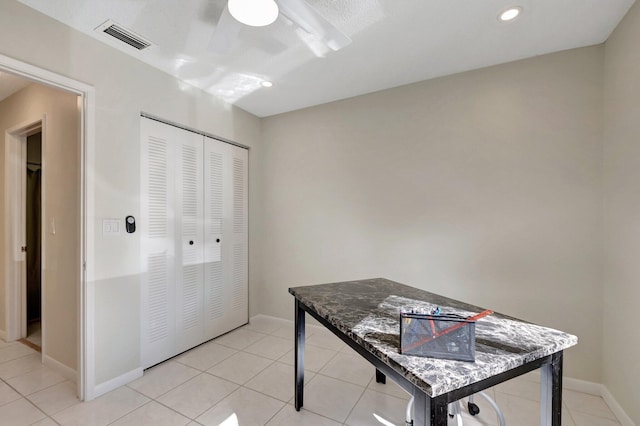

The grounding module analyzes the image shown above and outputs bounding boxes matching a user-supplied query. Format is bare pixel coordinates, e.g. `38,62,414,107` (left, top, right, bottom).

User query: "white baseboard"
564,377,636,426
601,386,636,426
93,368,143,399
43,355,77,382
563,377,602,396
249,314,293,326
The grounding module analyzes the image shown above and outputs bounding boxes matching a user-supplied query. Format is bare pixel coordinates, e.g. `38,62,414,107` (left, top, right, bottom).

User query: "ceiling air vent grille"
95,20,152,50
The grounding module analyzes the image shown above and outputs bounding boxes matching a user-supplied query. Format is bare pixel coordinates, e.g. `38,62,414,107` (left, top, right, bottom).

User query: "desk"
289,278,577,426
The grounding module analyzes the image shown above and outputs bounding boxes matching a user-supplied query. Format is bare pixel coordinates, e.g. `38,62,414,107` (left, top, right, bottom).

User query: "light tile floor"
0,316,623,425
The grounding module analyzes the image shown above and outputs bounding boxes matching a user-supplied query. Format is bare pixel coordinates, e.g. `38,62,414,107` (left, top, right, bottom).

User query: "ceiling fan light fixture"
228,0,279,27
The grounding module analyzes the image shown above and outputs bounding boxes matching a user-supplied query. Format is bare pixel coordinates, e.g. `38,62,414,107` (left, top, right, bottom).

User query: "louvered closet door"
228,143,249,329
204,137,248,338
175,133,205,353
141,117,248,368
140,118,178,369
203,139,226,339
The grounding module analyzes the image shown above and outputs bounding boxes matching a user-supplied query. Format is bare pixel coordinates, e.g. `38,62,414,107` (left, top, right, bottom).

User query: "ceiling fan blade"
276,0,351,51
208,4,242,55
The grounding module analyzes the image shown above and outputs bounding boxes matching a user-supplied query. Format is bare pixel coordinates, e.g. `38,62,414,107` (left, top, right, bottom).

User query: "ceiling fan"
209,0,352,55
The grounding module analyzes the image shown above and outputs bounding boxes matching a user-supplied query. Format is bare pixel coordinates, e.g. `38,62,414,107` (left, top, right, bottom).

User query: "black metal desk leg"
413,389,447,426
376,369,386,384
430,395,449,426
540,351,563,426
294,300,305,411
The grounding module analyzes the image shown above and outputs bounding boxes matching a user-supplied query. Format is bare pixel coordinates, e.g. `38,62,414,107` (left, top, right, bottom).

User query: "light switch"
103,219,121,235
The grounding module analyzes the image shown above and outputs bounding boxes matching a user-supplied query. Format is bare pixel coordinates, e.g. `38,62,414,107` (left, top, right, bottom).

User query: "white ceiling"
16,0,636,117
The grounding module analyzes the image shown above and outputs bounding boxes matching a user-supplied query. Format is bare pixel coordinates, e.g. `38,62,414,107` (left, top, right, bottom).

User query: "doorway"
24,130,42,350
0,52,95,400
4,119,44,353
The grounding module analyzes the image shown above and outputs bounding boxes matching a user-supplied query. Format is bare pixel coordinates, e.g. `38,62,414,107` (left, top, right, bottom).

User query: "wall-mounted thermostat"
126,216,136,233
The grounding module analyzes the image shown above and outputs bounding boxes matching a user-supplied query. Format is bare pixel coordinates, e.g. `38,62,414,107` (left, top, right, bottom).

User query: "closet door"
203,138,248,338
203,139,226,339
140,118,178,368
227,143,249,329
141,117,248,368
141,118,205,365
175,133,205,353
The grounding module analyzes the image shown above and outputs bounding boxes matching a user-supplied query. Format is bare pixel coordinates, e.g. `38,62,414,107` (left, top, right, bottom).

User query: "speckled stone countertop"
289,278,578,397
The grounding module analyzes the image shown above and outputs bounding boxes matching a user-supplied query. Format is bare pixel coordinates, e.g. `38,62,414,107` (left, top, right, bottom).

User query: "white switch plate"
103,219,121,235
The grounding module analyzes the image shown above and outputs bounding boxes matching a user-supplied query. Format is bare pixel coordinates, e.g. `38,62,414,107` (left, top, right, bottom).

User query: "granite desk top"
289,278,578,397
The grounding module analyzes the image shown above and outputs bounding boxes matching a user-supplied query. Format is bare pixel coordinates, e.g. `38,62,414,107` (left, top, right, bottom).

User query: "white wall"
603,1,640,424
261,46,604,383
0,0,262,389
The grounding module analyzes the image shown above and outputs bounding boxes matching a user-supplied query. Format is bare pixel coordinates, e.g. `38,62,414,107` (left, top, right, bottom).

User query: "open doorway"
0,53,94,399
4,118,45,354
24,130,42,351
3,85,79,372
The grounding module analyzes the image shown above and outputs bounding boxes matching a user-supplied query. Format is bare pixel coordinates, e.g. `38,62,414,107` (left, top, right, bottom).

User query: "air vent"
94,20,152,50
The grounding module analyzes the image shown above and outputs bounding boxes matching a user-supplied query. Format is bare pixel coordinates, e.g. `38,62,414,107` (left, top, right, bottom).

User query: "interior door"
204,138,248,336
175,133,205,353
3,133,29,341
203,138,226,339
141,118,248,367
227,144,249,329
140,118,177,368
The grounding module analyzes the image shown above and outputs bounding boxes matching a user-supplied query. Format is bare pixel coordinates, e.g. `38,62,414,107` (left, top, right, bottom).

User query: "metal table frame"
293,298,563,426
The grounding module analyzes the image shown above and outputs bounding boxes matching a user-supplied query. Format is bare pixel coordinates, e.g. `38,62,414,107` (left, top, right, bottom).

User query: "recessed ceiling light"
228,0,279,27
261,81,273,88
499,6,522,22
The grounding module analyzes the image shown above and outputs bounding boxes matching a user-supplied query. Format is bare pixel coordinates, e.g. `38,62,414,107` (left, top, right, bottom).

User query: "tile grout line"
260,391,287,425
6,385,51,426
564,406,579,425
567,406,623,423
0,351,68,426
343,375,374,426
148,394,201,423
